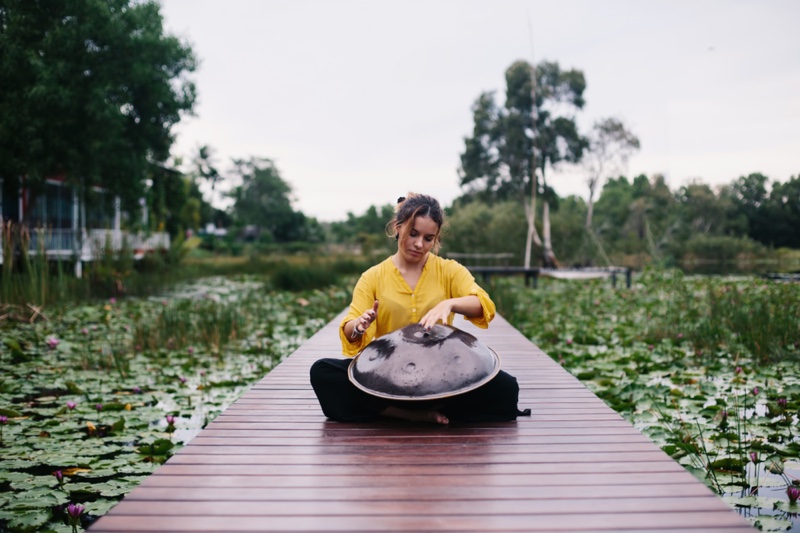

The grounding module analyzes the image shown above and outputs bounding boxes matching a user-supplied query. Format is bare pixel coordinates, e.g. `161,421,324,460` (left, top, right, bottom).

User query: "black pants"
310,358,522,423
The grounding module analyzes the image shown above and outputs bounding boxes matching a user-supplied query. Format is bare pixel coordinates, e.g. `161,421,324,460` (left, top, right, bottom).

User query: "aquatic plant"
496,271,800,530
0,275,351,531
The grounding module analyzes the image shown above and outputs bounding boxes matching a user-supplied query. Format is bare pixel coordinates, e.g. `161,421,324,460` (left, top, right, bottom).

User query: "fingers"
359,300,380,331
419,312,442,330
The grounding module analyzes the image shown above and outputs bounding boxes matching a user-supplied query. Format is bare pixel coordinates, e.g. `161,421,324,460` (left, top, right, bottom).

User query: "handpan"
348,323,501,400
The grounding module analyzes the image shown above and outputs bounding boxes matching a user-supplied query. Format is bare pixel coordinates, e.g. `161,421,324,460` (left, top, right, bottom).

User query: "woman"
310,193,523,424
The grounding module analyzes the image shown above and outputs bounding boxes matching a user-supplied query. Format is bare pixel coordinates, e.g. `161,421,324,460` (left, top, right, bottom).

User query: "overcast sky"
159,0,800,222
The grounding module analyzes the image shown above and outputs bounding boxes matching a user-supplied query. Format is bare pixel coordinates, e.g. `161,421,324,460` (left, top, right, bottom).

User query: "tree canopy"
458,59,588,267
459,60,587,203
0,0,196,218
227,158,320,244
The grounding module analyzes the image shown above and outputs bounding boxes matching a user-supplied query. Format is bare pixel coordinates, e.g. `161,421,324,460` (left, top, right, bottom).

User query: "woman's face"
398,215,439,263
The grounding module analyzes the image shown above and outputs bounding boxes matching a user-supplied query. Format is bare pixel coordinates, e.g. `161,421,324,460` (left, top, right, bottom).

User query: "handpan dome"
347,323,501,400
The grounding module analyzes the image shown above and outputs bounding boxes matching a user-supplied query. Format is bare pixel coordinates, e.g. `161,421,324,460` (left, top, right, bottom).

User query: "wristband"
350,323,365,339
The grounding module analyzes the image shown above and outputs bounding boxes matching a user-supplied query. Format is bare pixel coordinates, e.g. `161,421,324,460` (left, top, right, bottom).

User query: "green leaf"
751,516,793,531
65,382,84,394
726,495,780,509
4,509,52,531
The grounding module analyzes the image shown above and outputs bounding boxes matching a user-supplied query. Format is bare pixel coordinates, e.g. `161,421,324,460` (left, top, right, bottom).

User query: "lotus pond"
495,269,800,532
0,276,351,532
2,269,799,532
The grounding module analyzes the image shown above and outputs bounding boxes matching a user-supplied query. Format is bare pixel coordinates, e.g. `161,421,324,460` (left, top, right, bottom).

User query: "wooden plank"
88,313,751,532
102,497,738,516
90,511,752,532
102,482,720,501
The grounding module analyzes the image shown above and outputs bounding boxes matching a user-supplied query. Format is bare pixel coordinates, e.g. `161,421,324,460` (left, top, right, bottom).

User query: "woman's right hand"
353,299,379,334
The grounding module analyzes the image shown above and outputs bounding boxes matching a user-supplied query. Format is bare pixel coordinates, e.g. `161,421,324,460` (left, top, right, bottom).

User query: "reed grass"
2,223,78,306
626,269,799,364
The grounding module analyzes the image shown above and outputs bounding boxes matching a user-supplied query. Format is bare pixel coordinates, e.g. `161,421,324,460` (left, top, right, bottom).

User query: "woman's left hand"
419,300,453,330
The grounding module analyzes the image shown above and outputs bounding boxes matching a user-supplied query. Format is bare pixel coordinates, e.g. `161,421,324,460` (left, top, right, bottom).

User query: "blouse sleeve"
448,260,496,329
338,271,379,357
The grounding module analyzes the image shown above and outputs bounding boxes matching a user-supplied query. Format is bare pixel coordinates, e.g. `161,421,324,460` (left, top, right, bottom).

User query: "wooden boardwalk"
90,314,752,532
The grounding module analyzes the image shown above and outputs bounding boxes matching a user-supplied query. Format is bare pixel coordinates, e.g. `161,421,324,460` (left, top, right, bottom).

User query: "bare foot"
380,406,449,425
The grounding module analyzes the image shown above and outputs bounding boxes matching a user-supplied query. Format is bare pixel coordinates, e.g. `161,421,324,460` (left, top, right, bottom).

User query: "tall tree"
731,172,770,244
228,157,308,243
0,0,196,219
193,145,223,192
459,60,587,267
583,117,640,231
675,181,728,237
766,175,800,248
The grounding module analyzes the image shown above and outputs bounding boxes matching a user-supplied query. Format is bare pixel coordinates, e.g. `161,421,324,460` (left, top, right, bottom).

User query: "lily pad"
752,516,793,531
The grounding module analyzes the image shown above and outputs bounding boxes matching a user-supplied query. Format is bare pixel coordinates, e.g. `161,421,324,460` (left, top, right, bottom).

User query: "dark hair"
385,193,446,253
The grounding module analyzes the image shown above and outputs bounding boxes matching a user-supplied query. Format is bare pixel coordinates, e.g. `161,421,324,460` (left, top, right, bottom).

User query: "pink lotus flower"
750,452,758,464
66,502,84,529
81,328,88,334
187,346,195,355
677,333,683,339
66,401,76,410
735,366,743,374
46,337,59,349
166,415,176,425
95,404,103,412
787,486,800,503
109,297,117,304
67,502,84,518
752,387,760,396
178,376,187,384
777,398,787,408
0,415,8,423
53,470,64,484
566,339,573,345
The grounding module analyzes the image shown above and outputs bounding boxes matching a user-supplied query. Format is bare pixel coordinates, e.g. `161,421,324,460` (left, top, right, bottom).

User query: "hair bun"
396,196,406,204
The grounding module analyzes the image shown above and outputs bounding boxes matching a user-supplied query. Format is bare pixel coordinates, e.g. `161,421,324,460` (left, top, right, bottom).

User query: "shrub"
270,263,340,291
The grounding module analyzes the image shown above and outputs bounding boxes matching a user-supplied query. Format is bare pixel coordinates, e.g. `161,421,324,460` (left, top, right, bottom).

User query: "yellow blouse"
338,254,496,356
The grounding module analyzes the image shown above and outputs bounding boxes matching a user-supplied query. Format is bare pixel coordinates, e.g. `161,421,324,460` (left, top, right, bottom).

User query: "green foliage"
457,59,589,267
732,173,800,249
548,196,589,264
443,200,526,260
0,224,198,308
444,171,800,269
458,60,588,204
228,158,319,243
677,234,764,263
592,174,677,263
327,204,396,255
0,277,351,532
270,263,341,292
495,272,800,529
0,223,77,307
0,0,197,217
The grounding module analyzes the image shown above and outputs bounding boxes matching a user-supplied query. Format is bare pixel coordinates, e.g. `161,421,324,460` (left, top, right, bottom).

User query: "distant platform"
761,272,800,282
